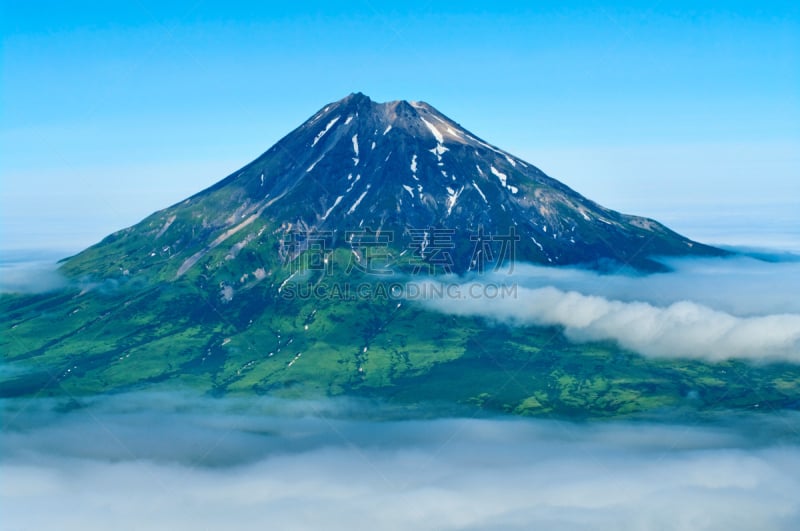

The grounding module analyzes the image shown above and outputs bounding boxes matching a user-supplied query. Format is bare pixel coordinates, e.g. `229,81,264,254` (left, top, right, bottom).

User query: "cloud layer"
414,256,800,363
0,258,67,294
2,394,799,531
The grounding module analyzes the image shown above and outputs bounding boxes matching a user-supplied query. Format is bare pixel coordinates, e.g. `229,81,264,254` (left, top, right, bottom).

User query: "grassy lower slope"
2,254,798,419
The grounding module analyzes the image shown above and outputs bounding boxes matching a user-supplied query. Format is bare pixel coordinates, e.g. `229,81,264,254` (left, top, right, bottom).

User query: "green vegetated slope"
5,94,792,419
2,242,797,419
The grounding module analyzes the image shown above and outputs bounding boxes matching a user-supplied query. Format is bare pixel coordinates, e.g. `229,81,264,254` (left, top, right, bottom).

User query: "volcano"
8,93,784,420
63,92,722,283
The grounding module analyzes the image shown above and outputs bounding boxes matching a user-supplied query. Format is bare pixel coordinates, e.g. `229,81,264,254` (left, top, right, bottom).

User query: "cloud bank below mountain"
415,256,800,363
0,258,67,294
2,394,799,531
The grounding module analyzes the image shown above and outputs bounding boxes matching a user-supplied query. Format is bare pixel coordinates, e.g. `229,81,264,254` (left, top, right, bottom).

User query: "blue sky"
2,1,798,253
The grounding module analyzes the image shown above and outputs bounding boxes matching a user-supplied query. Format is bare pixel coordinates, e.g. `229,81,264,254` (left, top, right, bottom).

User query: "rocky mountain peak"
67,93,726,281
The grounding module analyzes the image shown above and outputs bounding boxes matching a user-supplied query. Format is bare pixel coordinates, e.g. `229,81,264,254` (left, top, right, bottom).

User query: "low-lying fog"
2,393,799,531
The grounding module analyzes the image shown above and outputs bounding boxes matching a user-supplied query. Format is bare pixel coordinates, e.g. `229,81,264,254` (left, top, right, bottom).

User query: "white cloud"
413,256,800,363
1,395,798,531
0,259,67,294
509,257,800,316
419,282,800,363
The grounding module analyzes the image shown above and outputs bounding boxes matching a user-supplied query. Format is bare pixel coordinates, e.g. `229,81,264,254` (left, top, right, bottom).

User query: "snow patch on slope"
312,116,340,147
421,115,451,162
346,174,361,193
321,196,344,220
347,185,371,215
421,117,444,144
430,144,449,160
307,156,324,172
445,186,464,216
352,134,360,165
490,166,508,187
472,181,488,204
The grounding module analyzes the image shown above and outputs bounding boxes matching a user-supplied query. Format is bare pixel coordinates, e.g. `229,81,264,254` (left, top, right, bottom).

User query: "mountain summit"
7,94,791,418
67,92,723,281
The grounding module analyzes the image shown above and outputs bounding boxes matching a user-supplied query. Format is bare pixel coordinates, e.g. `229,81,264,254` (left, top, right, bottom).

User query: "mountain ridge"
63,92,725,282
